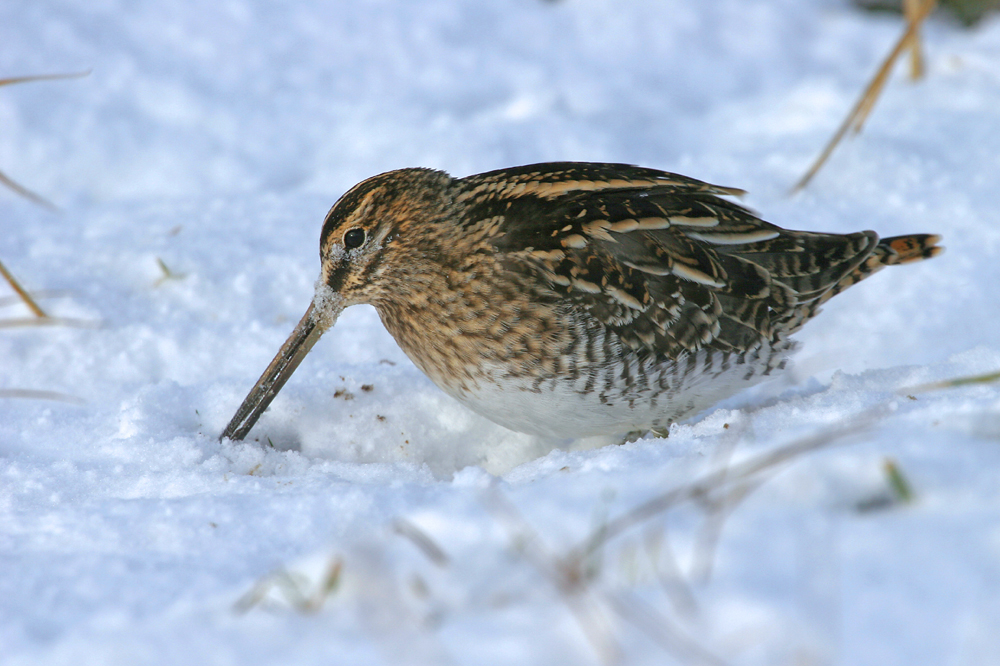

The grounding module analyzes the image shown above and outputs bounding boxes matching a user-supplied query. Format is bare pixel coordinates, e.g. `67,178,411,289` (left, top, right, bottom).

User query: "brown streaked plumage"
220,162,941,442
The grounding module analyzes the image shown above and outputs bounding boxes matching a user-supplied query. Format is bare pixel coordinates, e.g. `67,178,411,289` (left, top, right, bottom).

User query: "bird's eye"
343,228,366,249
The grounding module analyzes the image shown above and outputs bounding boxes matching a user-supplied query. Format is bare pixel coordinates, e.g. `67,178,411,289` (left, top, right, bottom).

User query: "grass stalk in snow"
0,70,89,210
903,368,1000,393
234,557,343,614
568,406,889,564
0,258,48,318
0,289,73,309
0,388,85,404
792,0,937,192
393,518,450,567
484,486,627,665
0,260,99,328
1,258,93,405
0,169,58,212
153,257,187,287
642,526,699,618
1,71,93,331
0,315,100,329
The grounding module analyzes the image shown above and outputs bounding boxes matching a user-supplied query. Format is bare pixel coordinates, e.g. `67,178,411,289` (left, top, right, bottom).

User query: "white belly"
440,343,792,439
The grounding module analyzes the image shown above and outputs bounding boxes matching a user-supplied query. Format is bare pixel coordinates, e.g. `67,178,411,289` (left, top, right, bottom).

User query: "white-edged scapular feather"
670,262,726,288
561,234,588,249
570,278,602,294
684,229,781,245
635,217,674,230
609,219,640,233
668,215,719,227
620,259,673,276
607,287,645,310
582,219,615,242
528,249,567,262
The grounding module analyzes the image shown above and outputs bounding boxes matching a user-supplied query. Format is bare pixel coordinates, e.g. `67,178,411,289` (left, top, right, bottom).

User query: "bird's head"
314,167,453,317
220,167,452,442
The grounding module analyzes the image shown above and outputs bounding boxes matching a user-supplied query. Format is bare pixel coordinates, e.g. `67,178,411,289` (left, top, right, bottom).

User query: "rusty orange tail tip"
883,234,944,264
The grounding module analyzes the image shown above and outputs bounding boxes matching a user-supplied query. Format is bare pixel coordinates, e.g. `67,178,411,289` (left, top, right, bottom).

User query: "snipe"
221,162,941,442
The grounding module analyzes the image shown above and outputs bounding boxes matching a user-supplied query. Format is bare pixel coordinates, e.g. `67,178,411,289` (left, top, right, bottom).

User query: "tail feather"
879,234,944,265
780,233,942,337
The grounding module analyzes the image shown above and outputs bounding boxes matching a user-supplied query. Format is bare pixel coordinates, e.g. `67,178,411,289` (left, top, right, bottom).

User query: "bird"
220,162,941,443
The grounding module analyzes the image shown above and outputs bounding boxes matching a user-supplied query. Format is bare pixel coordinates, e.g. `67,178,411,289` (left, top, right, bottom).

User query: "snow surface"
3,1,1000,664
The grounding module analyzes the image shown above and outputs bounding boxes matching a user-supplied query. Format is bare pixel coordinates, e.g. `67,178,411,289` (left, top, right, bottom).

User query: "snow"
2,1,1000,664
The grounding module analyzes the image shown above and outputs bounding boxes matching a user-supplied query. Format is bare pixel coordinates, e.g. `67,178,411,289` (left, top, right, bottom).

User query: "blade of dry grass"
393,519,450,567
605,591,727,666
0,388,85,404
569,404,890,563
687,473,769,585
0,169,59,211
1,69,89,210
904,0,929,79
0,316,100,329
234,556,343,614
599,365,996,557
685,419,751,584
883,458,915,503
791,0,937,192
484,486,622,664
642,526,699,618
0,71,90,88
0,258,48,317
901,368,1000,393
0,289,73,308
488,484,730,665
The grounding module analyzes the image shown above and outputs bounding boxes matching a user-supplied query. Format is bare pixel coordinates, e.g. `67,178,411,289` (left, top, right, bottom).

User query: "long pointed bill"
220,300,336,441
